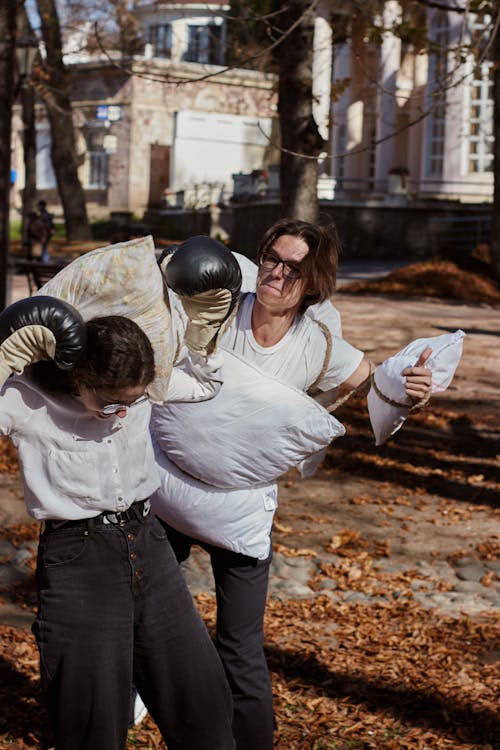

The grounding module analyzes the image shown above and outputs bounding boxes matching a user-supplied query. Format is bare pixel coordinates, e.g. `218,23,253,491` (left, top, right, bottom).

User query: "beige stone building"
13,0,277,216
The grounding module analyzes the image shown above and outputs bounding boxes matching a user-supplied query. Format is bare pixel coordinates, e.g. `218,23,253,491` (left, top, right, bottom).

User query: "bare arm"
338,347,433,405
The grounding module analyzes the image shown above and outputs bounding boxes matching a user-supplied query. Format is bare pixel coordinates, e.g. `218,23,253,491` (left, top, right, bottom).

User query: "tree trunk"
491,21,500,281
20,85,37,255
35,0,91,241
17,3,38,255
273,0,326,221
0,0,16,311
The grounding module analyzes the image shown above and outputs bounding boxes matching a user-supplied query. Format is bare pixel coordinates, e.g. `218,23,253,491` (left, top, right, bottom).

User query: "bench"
9,259,70,296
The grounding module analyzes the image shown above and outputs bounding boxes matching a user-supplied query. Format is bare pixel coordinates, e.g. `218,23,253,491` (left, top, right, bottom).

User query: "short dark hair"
256,218,340,310
31,316,155,395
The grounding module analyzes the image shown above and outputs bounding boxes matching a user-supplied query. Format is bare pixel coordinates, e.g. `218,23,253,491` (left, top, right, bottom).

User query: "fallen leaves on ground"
0,594,498,749
0,438,19,476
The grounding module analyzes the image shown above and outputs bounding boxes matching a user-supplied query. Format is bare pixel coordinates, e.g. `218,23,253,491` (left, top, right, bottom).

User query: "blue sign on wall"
96,105,109,120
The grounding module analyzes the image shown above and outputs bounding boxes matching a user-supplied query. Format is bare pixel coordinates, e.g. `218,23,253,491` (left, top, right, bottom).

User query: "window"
425,11,449,178
88,153,108,189
185,24,222,64
465,14,493,175
335,123,347,190
149,24,172,58
85,129,108,189
36,127,57,189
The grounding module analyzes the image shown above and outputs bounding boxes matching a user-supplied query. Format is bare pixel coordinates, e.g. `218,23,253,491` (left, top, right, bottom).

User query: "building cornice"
66,55,276,90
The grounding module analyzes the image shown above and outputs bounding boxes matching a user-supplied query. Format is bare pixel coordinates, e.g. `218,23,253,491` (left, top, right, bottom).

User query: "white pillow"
233,251,258,293
367,330,465,445
151,348,345,488
151,449,277,560
36,235,174,402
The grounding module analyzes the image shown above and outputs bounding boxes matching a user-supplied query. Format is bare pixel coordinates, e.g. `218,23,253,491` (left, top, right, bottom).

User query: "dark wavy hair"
256,218,340,311
30,316,155,395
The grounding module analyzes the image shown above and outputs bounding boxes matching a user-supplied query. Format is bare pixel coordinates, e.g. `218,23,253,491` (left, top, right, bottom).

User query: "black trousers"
33,509,235,750
165,523,275,750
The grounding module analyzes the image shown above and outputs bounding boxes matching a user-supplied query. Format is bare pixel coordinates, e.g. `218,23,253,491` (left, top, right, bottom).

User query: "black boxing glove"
0,296,86,387
160,236,242,356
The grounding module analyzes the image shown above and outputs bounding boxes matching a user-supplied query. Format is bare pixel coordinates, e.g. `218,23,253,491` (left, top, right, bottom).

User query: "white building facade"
327,1,493,202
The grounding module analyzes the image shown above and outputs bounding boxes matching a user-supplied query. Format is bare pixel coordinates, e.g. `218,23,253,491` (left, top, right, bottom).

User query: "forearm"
166,350,223,402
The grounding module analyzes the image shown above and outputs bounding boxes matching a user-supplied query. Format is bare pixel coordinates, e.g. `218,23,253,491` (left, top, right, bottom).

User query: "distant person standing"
27,201,54,262
36,200,54,262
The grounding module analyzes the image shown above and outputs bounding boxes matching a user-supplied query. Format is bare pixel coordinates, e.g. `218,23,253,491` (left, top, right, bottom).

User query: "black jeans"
165,523,274,750
33,509,235,750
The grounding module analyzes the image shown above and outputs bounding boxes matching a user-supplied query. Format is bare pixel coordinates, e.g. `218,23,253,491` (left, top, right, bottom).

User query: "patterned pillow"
36,235,174,401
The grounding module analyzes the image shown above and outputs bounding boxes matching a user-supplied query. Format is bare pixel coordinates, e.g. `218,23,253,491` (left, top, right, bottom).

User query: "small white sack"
151,449,277,559
368,329,465,445
151,348,345,489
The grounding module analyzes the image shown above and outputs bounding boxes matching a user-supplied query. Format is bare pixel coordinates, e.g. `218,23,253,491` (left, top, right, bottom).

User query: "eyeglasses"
96,393,149,415
259,250,302,281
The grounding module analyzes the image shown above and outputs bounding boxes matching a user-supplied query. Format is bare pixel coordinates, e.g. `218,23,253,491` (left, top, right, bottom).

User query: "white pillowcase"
151,448,277,559
367,330,465,445
151,348,345,488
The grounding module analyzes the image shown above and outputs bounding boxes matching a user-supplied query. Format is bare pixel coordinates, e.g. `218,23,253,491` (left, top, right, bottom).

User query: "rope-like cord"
370,371,432,412
324,363,431,414
307,320,333,397
324,362,375,414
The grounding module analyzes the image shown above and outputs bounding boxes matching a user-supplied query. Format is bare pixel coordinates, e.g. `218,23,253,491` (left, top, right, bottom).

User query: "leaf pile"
341,259,500,305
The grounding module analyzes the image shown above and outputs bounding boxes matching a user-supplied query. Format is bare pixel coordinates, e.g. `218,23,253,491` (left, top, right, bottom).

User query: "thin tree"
17,1,38,253
34,0,91,241
491,10,500,279
0,0,17,311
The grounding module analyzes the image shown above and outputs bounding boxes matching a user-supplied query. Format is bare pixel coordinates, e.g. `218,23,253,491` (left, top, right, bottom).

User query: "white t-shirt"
221,294,363,391
0,375,160,520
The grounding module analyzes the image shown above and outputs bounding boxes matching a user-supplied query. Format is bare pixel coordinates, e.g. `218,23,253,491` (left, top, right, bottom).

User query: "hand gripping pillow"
35,235,174,402
151,348,346,489
367,330,465,445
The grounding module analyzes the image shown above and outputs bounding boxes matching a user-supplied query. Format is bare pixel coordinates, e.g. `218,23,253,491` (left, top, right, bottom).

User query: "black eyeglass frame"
259,250,303,281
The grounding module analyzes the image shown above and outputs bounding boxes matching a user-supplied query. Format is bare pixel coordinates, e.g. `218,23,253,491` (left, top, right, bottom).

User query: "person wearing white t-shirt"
152,219,432,750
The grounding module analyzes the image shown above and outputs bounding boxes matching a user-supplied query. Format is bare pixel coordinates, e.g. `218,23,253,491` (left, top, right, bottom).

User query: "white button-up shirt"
0,375,160,521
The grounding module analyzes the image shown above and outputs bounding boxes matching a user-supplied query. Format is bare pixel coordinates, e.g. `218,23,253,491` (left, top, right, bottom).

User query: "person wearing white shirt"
151,219,432,750
0,314,234,750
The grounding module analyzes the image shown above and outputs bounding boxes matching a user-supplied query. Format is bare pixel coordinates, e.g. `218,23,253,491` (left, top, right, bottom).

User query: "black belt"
41,498,151,532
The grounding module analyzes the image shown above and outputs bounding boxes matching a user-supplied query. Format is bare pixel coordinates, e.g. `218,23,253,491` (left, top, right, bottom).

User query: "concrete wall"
145,200,492,260
230,202,492,259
